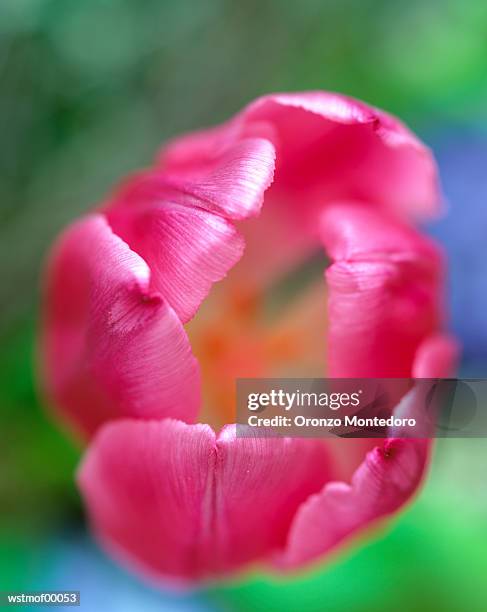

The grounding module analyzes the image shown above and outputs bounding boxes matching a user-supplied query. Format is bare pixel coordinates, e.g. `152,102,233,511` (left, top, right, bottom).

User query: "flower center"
186,252,329,429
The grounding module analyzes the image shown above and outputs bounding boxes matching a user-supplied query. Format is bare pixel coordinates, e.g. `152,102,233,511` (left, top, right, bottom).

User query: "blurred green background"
1,0,487,610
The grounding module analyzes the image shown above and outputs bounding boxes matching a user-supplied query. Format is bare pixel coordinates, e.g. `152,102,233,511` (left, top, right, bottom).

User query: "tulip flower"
39,92,457,584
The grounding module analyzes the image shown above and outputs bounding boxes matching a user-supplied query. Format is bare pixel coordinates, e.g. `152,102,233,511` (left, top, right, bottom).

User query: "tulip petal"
154,137,276,220
320,203,443,377
277,438,428,569
160,92,439,222
78,420,331,582
412,333,460,378
78,420,215,584
277,333,457,570
108,136,275,222
210,425,331,574
107,202,245,323
40,215,200,439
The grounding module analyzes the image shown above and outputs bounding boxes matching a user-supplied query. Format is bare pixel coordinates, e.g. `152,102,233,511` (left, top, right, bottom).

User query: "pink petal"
277,333,457,570
412,333,460,378
39,215,200,439
78,420,215,584
321,203,444,377
277,438,428,569
107,201,245,323
77,419,331,582
101,135,274,323
210,425,330,573
160,91,439,223
155,137,276,220
108,136,275,221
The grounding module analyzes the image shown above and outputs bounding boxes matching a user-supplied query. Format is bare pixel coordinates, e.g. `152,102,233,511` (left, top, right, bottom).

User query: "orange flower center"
187,253,329,428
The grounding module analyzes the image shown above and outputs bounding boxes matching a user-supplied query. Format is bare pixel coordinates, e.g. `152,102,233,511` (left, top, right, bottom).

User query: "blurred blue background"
1,1,487,610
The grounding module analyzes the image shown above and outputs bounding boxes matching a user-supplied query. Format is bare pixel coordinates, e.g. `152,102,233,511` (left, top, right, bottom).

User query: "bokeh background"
1,1,487,610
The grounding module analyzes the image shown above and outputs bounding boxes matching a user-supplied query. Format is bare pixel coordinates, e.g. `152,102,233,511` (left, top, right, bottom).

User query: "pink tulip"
39,92,457,584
